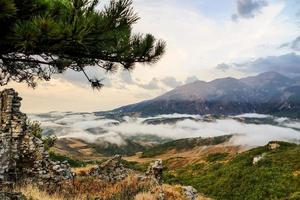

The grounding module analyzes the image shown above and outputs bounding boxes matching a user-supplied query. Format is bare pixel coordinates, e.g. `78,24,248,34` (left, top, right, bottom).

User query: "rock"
268,142,280,150
89,155,129,182
253,153,265,165
146,159,163,185
182,186,198,200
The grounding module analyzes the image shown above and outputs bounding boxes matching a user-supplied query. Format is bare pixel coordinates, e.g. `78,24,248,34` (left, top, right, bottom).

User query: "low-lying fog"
28,112,300,148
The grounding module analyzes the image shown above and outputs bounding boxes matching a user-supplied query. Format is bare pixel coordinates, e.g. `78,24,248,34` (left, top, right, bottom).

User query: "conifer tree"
0,0,166,89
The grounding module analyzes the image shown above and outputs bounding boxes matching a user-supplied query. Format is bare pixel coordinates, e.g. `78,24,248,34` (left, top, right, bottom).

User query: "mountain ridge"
103,71,300,117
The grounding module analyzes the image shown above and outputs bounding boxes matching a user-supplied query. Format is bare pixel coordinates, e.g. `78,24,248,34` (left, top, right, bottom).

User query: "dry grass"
16,174,156,200
16,185,84,200
14,175,210,200
134,192,157,200
72,164,97,175
162,184,186,200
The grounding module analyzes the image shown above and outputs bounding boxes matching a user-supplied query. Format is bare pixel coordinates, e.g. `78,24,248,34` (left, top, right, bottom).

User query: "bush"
49,151,86,168
27,120,57,150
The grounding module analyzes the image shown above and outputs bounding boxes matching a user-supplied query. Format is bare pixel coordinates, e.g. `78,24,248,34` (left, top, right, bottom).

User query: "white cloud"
29,112,300,147
161,77,182,88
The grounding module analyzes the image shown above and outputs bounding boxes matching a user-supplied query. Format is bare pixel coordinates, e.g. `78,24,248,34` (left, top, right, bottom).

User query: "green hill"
164,141,300,200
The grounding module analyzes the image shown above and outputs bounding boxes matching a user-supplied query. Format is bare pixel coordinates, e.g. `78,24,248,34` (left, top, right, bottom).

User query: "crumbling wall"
0,89,27,182
0,89,73,188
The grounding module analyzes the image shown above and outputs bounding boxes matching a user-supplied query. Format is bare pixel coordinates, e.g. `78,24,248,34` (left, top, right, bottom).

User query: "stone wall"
0,89,73,188
0,89,28,183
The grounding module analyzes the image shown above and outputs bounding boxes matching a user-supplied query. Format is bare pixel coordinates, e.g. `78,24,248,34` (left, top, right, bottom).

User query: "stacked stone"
89,155,129,182
0,89,26,183
0,89,73,189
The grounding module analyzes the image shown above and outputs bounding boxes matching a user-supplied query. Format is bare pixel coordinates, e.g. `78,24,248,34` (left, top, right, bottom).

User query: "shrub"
49,151,86,168
27,120,57,150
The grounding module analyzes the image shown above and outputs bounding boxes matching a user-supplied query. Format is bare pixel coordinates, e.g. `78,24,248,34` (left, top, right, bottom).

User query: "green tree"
0,0,166,89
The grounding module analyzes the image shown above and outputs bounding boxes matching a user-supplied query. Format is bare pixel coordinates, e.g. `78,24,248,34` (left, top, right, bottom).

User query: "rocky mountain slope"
108,72,300,117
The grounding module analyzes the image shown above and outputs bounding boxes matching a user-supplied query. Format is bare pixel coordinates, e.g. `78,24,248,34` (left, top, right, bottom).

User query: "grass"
120,160,148,173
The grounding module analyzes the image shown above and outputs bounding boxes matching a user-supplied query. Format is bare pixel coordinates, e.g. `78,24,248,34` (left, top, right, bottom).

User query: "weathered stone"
268,142,280,150
253,153,266,165
89,155,129,182
182,186,198,200
146,159,163,185
0,89,73,189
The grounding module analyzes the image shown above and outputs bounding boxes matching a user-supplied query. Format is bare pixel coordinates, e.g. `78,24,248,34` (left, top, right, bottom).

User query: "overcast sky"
4,0,300,113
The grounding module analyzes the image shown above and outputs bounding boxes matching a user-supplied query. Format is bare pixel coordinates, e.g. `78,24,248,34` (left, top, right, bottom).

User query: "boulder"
182,186,198,200
268,142,280,150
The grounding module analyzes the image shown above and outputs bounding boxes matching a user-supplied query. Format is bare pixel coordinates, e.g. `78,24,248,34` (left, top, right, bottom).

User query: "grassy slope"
164,142,300,200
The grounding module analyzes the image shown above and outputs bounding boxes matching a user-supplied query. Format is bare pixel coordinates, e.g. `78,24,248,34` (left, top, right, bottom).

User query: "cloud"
119,70,135,84
161,77,182,88
215,53,300,76
137,78,160,90
216,63,231,72
29,112,300,147
291,36,300,51
185,76,199,84
233,0,268,20
279,36,300,51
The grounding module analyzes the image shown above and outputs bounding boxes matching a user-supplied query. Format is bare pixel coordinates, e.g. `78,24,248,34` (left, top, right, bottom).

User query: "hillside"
106,72,300,117
54,138,147,159
163,141,300,200
141,135,233,158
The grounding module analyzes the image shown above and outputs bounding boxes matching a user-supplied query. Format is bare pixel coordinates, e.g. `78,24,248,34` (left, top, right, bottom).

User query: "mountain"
106,71,300,117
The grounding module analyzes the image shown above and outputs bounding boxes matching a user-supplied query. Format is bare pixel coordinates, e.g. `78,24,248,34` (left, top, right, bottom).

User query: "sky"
4,0,300,113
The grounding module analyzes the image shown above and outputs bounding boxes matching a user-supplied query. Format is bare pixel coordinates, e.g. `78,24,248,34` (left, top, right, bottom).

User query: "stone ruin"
0,89,73,189
89,155,129,182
